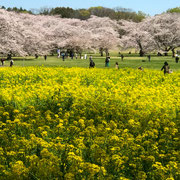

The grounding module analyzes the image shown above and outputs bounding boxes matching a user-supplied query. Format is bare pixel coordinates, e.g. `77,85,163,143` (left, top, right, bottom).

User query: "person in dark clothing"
121,54,124,61
35,54,39,59
89,59,95,68
105,56,110,67
71,52,74,59
147,55,151,62
175,56,179,63
161,62,170,74
138,66,144,71
44,55,47,61
10,59,14,67
7,53,12,60
1,59,5,66
61,52,65,61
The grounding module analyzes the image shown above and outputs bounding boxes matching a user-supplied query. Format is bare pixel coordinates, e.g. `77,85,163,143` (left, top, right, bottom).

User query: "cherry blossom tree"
0,9,26,56
84,16,120,56
143,13,180,56
3,8,179,59
119,20,155,56
119,13,180,56
49,20,92,54
0,10,121,57
0,9,51,56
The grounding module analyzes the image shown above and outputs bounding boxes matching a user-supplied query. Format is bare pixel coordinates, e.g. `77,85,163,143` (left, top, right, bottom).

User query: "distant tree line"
1,5,179,22
166,7,180,13
0,5,32,14
46,6,147,22
0,5,147,22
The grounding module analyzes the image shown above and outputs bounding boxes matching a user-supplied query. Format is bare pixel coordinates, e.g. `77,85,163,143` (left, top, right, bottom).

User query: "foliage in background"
0,5,147,22
167,7,180,13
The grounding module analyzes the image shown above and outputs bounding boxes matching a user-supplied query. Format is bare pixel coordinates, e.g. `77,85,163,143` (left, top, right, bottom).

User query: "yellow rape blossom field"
0,67,179,180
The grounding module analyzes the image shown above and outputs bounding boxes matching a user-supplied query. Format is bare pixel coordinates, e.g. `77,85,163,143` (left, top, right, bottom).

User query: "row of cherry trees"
120,13,180,56
0,9,180,56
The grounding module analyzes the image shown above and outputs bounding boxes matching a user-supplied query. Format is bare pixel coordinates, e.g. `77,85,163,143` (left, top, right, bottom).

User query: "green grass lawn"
1,53,180,71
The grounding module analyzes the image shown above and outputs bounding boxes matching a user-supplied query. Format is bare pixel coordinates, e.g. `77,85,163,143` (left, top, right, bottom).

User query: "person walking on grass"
89,56,95,68
115,62,119,69
57,49,60,58
105,56,110,67
35,54,38,59
69,51,74,59
161,62,170,74
121,54,124,61
147,55,151,62
1,59,5,66
44,55,47,61
175,54,179,63
89,60,95,68
61,52,65,61
10,59,14,67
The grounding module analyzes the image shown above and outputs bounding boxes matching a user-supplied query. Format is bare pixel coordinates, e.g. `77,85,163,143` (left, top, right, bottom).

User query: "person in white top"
57,49,61,58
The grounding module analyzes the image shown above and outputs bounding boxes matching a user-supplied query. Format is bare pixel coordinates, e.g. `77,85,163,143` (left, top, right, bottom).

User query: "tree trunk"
105,48,109,57
172,48,175,57
138,41,144,57
139,49,144,57
99,48,103,56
